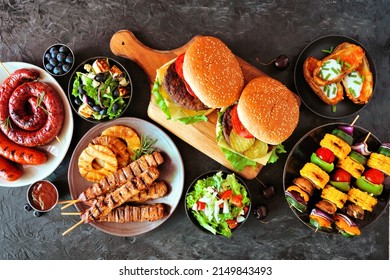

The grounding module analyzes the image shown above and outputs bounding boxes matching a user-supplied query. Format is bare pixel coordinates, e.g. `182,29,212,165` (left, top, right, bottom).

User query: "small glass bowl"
27,180,59,213
43,43,75,77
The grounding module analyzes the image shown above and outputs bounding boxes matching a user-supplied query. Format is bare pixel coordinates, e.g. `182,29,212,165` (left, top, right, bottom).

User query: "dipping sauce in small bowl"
27,180,59,212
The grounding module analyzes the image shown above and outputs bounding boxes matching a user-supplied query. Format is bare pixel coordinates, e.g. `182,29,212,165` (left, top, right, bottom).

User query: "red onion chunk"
311,208,334,223
339,125,354,136
380,143,390,149
285,190,305,204
352,142,371,156
335,213,357,227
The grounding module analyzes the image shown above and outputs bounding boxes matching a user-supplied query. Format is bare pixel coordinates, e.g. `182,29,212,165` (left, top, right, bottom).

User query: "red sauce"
30,181,58,211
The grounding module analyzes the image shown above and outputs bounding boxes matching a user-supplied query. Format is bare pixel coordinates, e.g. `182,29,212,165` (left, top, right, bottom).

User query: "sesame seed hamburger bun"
237,76,300,145
183,36,244,108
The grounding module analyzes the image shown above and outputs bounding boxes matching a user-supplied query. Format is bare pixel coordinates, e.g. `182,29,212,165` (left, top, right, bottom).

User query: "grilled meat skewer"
79,151,164,201
97,203,167,223
81,166,160,223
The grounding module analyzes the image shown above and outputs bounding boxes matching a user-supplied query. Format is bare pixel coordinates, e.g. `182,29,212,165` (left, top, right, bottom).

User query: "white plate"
0,62,74,187
67,117,184,236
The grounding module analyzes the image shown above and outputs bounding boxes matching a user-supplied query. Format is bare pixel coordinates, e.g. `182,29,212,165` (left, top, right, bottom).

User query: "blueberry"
99,108,107,115
93,105,101,111
78,86,85,95
57,52,66,62
74,97,82,106
65,55,73,64
53,66,63,75
112,102,120,113
62,64,70,73
45,63,54,71
113,88,120,98
24,204,32,212
87,100,94,107
49,58,58,66
33,211,42,217
51,50,59,58
45,53,51,61
49,46,58,53
59,45,69,53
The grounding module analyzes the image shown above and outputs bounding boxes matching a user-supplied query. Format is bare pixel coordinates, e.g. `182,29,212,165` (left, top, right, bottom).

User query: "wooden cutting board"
110,30,267,179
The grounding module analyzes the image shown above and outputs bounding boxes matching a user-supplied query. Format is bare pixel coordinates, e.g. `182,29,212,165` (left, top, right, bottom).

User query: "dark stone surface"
0,0,388,260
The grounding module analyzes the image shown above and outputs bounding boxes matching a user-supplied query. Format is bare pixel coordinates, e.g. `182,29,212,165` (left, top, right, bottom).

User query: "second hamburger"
217,76,300,171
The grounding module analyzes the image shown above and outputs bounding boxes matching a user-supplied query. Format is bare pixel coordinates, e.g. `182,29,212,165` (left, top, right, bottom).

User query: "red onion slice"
310,208,334,223
352,142,371,156
339,125,354,136
335,213,357,227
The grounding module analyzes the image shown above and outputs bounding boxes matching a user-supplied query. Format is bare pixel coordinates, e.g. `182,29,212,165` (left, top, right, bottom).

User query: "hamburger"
152,36,244,124
217,76,300,171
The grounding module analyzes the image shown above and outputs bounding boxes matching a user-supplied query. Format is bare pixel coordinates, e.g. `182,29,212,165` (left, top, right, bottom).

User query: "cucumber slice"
244,139,268,159
229,130,255,153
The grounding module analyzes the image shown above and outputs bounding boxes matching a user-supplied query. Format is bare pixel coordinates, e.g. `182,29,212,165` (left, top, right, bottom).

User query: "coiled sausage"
0,72,64,146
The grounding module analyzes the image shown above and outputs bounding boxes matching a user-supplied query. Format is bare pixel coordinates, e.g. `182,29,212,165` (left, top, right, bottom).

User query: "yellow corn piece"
367,153,390,176
337,156,365,179
321,185,348,209
300,162,329,189
320,133,351,159
348,187,378,212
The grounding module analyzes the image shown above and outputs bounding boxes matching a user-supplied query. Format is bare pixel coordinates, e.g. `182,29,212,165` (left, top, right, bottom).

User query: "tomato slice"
226,219,238,229
331,169,351,183
316,147,335,164
220,189,232,200
231,195,243,207
184,81,197,98
196,201,206,211
231,105,254,138
364,168,384,185
175,53,185,80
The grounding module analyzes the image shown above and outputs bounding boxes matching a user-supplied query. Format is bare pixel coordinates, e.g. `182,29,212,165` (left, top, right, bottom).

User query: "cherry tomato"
364,169,385,185
196,201,206,211
226,219,238,229
316,147,335,164
332,169,351,183
231,105,254,138
220,189,232,200
175,53,185,80
231,195,243,207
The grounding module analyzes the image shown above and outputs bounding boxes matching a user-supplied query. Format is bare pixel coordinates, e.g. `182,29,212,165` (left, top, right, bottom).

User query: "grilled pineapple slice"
337,156,365,179
367,152,390,176
348,187,378,212
321,185,348,209
300,162,330,189
91,135,130,168
78,144,118,182
102,125,141,157
320,133,351,159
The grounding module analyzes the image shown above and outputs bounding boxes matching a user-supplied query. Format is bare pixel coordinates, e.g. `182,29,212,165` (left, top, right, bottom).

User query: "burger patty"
163,62,208,111
222,106,233,145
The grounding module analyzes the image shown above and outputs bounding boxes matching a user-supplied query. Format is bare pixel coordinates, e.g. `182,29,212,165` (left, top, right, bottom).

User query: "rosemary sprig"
36,91,50,114
132,135,158,160
0,116,13,131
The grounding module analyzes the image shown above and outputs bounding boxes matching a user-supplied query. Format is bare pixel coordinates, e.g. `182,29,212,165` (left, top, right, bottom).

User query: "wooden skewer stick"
350,115,360,126
61,212,81,216
57,199,78,205
363,132,371,143
60,200,79,210
62,219,85,236
0,61,11,75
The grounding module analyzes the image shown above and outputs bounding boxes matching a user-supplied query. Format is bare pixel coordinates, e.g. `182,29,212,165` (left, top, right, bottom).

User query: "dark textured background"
0,0,389,260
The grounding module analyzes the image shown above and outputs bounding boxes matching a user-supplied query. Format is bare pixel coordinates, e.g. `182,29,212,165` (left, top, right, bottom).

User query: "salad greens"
71,58,130,120
186,171,250,238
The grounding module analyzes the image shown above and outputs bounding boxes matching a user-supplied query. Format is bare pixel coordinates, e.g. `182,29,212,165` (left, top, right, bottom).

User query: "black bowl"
43,43,75,77
67,56,133,123
184,170,251,237
294,35,376,119
283,123,389,235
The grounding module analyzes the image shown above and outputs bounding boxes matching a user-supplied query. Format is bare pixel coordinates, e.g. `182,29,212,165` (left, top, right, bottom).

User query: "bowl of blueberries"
43,43,75,76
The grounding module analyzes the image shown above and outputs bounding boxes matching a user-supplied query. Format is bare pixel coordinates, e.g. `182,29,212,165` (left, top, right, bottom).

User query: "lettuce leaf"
268,143,286,163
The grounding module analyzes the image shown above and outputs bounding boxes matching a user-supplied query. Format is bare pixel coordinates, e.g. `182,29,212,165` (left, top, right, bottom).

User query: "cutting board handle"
110,30,199,82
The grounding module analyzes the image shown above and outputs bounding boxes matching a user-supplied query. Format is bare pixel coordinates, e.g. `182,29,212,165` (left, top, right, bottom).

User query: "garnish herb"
36,91,49,114
324,73,331,80
322,46,334,54
349,87,357,97
132,135,158,160
0,116,13,131
331,105,337,113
